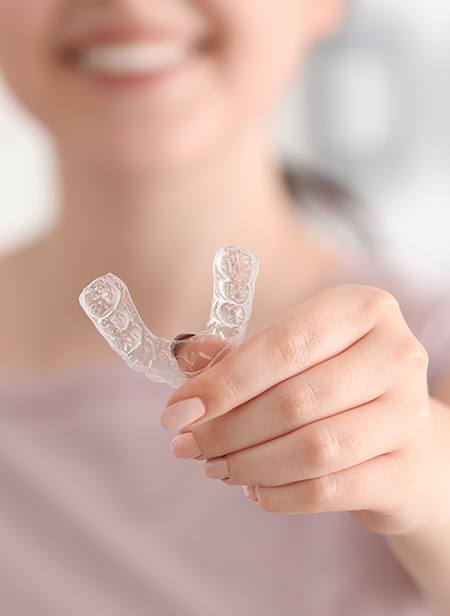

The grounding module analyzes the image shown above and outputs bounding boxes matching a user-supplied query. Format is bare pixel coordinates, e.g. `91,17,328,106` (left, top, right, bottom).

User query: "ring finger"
208,391,421,486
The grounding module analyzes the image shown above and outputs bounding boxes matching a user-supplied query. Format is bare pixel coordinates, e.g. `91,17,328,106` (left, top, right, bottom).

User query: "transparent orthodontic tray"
79,245,259,388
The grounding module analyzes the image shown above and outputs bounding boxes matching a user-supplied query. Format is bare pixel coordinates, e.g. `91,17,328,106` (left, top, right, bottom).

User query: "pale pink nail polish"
203,456,230,479
161,396,206,430
243,485,258,501
170,433,202,458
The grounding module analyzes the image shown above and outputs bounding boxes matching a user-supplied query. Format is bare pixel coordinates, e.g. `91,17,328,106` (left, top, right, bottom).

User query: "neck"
41,128,325,343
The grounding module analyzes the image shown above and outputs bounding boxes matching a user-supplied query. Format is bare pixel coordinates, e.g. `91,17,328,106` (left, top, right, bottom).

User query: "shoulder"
0,240,45,372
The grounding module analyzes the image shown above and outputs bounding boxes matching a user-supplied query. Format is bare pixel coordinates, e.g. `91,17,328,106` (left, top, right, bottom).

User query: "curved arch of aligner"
78,246,259,388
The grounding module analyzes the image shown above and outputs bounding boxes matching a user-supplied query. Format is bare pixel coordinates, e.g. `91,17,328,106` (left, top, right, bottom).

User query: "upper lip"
60,22,206,54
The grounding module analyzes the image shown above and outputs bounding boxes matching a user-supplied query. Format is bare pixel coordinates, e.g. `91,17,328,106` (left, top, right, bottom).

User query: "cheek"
207,0,311,119
0,1,62,123
0,0,312,174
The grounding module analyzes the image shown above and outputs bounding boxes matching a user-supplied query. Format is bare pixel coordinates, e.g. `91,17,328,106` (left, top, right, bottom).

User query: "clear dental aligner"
79,246,259,389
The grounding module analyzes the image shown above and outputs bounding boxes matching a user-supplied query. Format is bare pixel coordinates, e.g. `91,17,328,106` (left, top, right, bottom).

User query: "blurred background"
1,0,449,284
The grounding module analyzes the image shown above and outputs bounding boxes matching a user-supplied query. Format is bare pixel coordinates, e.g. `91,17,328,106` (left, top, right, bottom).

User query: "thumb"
170,332,231,376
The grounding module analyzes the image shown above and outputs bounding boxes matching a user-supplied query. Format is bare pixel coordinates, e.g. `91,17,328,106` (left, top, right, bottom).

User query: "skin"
0,0,345,377
1,0,450,613
166,289,450,614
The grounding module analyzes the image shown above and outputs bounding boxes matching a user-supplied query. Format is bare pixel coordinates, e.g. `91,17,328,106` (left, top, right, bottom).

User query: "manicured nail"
170,332,196,357
203,456,230,479
161,396,206,430
170,432,202,458
243,485,258,501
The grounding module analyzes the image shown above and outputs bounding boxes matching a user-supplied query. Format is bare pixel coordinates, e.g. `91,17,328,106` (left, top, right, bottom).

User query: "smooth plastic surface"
79,246,259,388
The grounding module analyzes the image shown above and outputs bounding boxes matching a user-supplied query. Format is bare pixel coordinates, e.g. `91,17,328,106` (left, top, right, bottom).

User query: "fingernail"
203,456,230,479
243,485,258,501
170,433,202,458
170,332,196,357
161,397,206,430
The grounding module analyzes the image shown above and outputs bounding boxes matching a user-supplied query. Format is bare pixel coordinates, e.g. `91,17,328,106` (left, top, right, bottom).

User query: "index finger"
161,284,393,430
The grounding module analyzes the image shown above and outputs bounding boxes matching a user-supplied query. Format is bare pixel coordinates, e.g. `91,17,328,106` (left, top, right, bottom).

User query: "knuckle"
276,378,319,428
255,488,278,513
303,423,340,470
328,282,365,297
306,474,338,511
408,340,429,370
199,419,225,457
397,337,429,371
401,397,426,425
364,286,400,318
415,397,432,421
267,320,314,370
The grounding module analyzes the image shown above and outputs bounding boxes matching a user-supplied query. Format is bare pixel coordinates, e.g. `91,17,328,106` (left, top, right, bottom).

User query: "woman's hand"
161,283,450,537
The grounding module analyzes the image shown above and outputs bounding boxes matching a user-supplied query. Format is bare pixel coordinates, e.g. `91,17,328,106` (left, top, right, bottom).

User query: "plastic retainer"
78,245,259,388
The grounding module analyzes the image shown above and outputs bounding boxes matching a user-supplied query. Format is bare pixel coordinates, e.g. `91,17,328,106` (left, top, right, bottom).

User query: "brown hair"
282,164,380,257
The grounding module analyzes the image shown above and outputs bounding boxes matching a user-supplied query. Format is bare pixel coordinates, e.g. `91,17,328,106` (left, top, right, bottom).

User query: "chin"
78,108,230,178
84,133,211,179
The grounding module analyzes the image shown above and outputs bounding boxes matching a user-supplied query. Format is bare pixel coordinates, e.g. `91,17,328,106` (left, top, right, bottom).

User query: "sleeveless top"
0,246,449,616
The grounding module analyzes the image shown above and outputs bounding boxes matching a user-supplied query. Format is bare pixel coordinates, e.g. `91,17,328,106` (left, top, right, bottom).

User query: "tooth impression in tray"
79,246,259,388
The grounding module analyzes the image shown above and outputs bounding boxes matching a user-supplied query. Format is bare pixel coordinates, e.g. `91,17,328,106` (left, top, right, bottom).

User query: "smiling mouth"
68,41,197,77
58,20,212,82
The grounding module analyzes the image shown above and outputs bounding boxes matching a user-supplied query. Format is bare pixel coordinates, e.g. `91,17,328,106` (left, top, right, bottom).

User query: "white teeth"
79,42,189,75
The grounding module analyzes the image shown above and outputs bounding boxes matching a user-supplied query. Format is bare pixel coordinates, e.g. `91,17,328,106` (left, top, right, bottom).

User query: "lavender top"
1,251,449,616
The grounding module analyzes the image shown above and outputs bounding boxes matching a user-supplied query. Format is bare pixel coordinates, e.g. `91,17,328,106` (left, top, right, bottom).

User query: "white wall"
0,78,56,253
280,0,450,285
1,0,449,285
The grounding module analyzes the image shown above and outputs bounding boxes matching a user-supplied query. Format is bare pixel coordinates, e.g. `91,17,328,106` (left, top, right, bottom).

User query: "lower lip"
77,59,191,90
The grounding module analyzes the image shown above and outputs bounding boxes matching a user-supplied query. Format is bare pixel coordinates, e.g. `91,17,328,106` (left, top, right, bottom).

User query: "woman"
1,1,450,614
